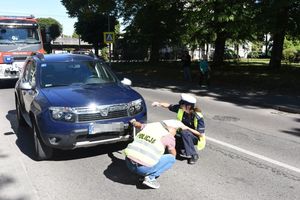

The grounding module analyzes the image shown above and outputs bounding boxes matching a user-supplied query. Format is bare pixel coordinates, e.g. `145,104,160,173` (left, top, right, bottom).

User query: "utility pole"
108,13,111,66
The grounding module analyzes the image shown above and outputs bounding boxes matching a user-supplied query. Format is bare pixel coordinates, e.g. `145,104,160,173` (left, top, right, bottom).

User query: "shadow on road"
5,110,36,160
103,152,151,189
0,159,28,200
52,142,129,161
103,152,136,185
5,109,131,161
281,128,300,137
115,70,300,114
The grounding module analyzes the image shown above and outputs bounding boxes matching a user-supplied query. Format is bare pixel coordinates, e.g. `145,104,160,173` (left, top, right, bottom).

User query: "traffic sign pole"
103,32,115,66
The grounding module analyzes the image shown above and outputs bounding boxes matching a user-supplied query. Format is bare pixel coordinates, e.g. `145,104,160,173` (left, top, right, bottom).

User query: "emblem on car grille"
99,108,109,116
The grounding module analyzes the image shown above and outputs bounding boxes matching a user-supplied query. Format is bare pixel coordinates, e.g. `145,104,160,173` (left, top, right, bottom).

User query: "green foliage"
72,32,79,38
101,47,109,61
37,17,62,53
74,13,116,48
256,0,300,68
247,51,260,58
60,0,300,69
283,38,300,62
37,17,63,41
121,0,188,62
283,47,297,62
61,0,118,55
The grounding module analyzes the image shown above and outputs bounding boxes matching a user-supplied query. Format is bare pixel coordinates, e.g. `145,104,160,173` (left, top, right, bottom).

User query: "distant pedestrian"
198,55,211,86
124,119,177,189
182,51,192,81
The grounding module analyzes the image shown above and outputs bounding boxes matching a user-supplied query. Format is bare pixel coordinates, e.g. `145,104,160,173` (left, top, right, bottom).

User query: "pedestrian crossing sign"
104,32,115,44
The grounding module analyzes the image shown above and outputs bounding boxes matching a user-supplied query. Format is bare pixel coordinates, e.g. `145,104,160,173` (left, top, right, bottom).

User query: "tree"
121,0,188,62
37,18,63,53
72,31,79,38
187,0,258,68
61,0,118,56
257,0,300,69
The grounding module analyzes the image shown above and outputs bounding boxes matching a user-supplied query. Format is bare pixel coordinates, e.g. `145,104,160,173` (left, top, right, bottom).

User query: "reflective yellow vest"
177,109,206,150
124,122,169,167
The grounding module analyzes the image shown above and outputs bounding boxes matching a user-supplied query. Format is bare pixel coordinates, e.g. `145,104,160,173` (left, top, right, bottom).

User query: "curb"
271,105,300,114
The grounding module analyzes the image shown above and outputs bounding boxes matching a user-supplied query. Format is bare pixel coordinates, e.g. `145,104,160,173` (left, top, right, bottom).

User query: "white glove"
152,102,160,107
130,119,136,124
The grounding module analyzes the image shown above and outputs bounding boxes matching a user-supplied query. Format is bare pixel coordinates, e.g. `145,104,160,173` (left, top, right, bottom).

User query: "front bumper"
0,63,22,79
36,113,147,150
43,125,134,149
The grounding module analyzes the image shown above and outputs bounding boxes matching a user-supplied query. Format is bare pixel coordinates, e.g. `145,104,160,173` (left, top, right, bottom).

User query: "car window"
27,61,36,86
22,61,31,82
40,60,118,88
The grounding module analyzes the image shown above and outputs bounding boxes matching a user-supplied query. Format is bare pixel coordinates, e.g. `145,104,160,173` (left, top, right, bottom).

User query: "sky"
0,0,76,36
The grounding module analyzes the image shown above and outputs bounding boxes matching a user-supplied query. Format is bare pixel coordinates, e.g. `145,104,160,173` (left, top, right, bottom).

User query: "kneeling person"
125,120,177,189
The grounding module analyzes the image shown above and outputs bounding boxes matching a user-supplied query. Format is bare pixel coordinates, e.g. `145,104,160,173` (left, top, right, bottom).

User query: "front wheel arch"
30,114,53,161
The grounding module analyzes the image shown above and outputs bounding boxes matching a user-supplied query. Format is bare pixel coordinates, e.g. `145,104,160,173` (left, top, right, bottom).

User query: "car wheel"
15,96,26,127
32,122,53,161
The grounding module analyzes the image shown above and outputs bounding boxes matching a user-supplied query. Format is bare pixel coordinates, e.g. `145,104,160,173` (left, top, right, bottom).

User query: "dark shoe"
138,176,145,182
179,150,191,159
188,154,199,165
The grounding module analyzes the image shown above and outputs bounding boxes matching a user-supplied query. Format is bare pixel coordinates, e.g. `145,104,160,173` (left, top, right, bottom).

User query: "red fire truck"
0,15,45,80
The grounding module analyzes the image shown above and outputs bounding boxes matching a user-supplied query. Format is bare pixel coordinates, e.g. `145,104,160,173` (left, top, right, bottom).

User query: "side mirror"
121,78,132,86
20,82,32,90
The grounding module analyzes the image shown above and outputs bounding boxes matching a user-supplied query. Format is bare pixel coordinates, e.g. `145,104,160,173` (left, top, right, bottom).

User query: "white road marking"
207,136,300,174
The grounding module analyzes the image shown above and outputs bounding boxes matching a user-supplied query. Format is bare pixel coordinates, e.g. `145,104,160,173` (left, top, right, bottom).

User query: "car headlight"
49,107,76,122
128,99,143,116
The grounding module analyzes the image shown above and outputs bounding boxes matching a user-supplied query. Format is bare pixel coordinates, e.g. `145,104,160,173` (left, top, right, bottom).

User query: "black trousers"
176,130,198,156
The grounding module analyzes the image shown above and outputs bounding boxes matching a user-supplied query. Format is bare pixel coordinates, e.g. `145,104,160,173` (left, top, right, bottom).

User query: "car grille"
13,56,27,62
78,110,128,122
76,132,121,142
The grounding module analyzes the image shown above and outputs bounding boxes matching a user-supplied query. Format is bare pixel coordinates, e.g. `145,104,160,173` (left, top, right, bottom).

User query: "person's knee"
164,154,176,163
181,130,191,138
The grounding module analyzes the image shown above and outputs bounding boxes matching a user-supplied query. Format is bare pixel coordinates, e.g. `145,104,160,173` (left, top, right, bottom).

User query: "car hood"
40,83,142,107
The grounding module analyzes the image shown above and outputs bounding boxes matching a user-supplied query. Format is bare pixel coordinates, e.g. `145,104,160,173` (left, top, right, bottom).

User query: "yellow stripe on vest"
177,109,206,150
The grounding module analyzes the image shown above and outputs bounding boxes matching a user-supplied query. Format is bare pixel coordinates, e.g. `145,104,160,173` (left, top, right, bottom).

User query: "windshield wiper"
0,40,14,44
44,84,69,88
45,83,85,88
15,39,41,44
24,39,41,44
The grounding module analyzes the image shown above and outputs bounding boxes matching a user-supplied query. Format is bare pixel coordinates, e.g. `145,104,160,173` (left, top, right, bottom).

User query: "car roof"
34,53,97,63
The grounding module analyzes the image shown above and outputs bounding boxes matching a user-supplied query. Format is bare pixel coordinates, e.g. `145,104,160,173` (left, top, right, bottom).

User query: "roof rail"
0,15,35,19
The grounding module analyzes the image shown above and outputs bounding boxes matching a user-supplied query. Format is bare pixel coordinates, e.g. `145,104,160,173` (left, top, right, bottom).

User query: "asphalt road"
0,86,299,200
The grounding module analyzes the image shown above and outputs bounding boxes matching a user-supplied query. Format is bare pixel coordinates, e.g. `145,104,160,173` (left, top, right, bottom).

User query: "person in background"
182,50,192,81
198,55,211,86
152,93,205,164
124,120,177,189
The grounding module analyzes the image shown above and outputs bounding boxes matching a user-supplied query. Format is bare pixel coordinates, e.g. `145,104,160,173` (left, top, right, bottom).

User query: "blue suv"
15,53,147,160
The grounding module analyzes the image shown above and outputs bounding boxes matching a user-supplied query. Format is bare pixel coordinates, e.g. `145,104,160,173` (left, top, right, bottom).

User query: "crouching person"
124,120,177,189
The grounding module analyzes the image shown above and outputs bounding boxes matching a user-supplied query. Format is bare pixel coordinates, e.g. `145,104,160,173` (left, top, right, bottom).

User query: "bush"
247,51,260,58
283,47,297,62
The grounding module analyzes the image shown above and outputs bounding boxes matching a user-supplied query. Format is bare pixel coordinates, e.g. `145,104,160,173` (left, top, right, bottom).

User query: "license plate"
12,62,24,70
88,123,124,135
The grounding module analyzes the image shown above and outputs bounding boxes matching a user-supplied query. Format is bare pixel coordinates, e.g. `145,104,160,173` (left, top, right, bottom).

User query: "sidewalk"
117,72,300,114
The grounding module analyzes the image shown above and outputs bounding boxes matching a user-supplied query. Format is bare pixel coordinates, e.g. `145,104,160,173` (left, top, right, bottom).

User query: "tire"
15,96,27,127
32,122,53,161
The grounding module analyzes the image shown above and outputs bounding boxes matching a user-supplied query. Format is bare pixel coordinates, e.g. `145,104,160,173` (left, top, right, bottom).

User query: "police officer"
124,120,177,189
152,93,205,164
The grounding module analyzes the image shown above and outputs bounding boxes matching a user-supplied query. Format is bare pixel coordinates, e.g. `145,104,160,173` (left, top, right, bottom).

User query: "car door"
22,60,37,117
16,59,31,122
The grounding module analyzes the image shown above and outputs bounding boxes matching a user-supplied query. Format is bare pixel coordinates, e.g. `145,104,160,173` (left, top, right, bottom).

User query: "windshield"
40,61,118,88
0,26,40,44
